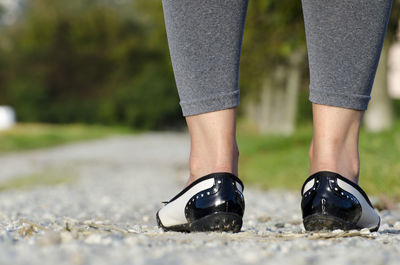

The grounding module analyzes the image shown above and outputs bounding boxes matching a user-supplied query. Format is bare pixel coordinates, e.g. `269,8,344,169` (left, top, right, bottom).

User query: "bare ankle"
187,144,239,186
309,104,363,184
184,109,239,187
309,141,360,183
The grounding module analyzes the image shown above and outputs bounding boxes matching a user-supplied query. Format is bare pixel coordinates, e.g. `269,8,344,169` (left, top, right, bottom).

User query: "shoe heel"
188,212,242,233
301,172,380,232
301,174,362,231
156,173,245,233
303,213,358,231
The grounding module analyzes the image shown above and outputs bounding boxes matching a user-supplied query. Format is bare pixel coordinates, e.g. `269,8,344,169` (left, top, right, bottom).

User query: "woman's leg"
309,104,363,183
302,0,392,183
157,0,248,232
301,0,392,231
162,0,248,185
185,109,239,187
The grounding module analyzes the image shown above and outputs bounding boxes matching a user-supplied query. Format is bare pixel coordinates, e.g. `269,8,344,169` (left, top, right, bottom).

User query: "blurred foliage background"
0,0,399,196
0,0,181,129
0,0,399,131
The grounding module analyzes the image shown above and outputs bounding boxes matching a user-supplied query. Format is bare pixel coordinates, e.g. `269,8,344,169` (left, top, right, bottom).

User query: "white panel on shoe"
236,182,243,193
302,179,315,195
158,178,215,227
337,179,380,229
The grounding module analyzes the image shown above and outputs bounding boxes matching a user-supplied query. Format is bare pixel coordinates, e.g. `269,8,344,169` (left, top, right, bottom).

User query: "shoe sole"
157,212,242,233
303,213,379,232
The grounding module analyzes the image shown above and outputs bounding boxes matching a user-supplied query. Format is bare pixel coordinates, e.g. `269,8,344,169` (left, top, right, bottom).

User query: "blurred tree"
0,3,7,103
0,4,4,25
240,0,307,135
0,0,182,129
364,1,400,132
1,0,398,131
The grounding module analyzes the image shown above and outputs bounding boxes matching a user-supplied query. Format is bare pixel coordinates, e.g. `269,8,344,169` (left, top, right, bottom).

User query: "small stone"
247,220,255,226
84,234,103,244
60,231,74,243
128,225,141,233
37,231,62,246
257,216,271,222
371,232,379,237
18,224,36,237
142,216,149,222
380,223,390,230
360,228,370,235
394,221,400,229
141,225,149,232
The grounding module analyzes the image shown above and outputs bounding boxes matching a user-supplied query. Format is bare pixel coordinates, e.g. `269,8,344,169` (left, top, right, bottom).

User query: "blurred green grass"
0,123,132,154
238,120,400,197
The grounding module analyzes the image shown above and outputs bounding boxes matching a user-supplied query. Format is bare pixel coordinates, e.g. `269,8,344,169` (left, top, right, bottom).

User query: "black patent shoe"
301,171,380,232
156,172,245,233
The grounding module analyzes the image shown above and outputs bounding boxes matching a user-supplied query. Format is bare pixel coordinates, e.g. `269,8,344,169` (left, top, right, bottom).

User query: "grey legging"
162,0,392,116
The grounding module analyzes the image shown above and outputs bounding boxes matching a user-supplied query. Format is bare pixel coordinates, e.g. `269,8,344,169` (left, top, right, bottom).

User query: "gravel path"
0,133,399,265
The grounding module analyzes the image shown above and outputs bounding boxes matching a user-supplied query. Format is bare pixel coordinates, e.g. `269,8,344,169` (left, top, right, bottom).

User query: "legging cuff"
309,87,371,111
180,90,240,116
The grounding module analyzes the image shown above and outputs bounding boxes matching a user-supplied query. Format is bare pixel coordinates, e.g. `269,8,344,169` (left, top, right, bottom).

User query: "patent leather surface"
301,172,362,224
185,176,245,223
